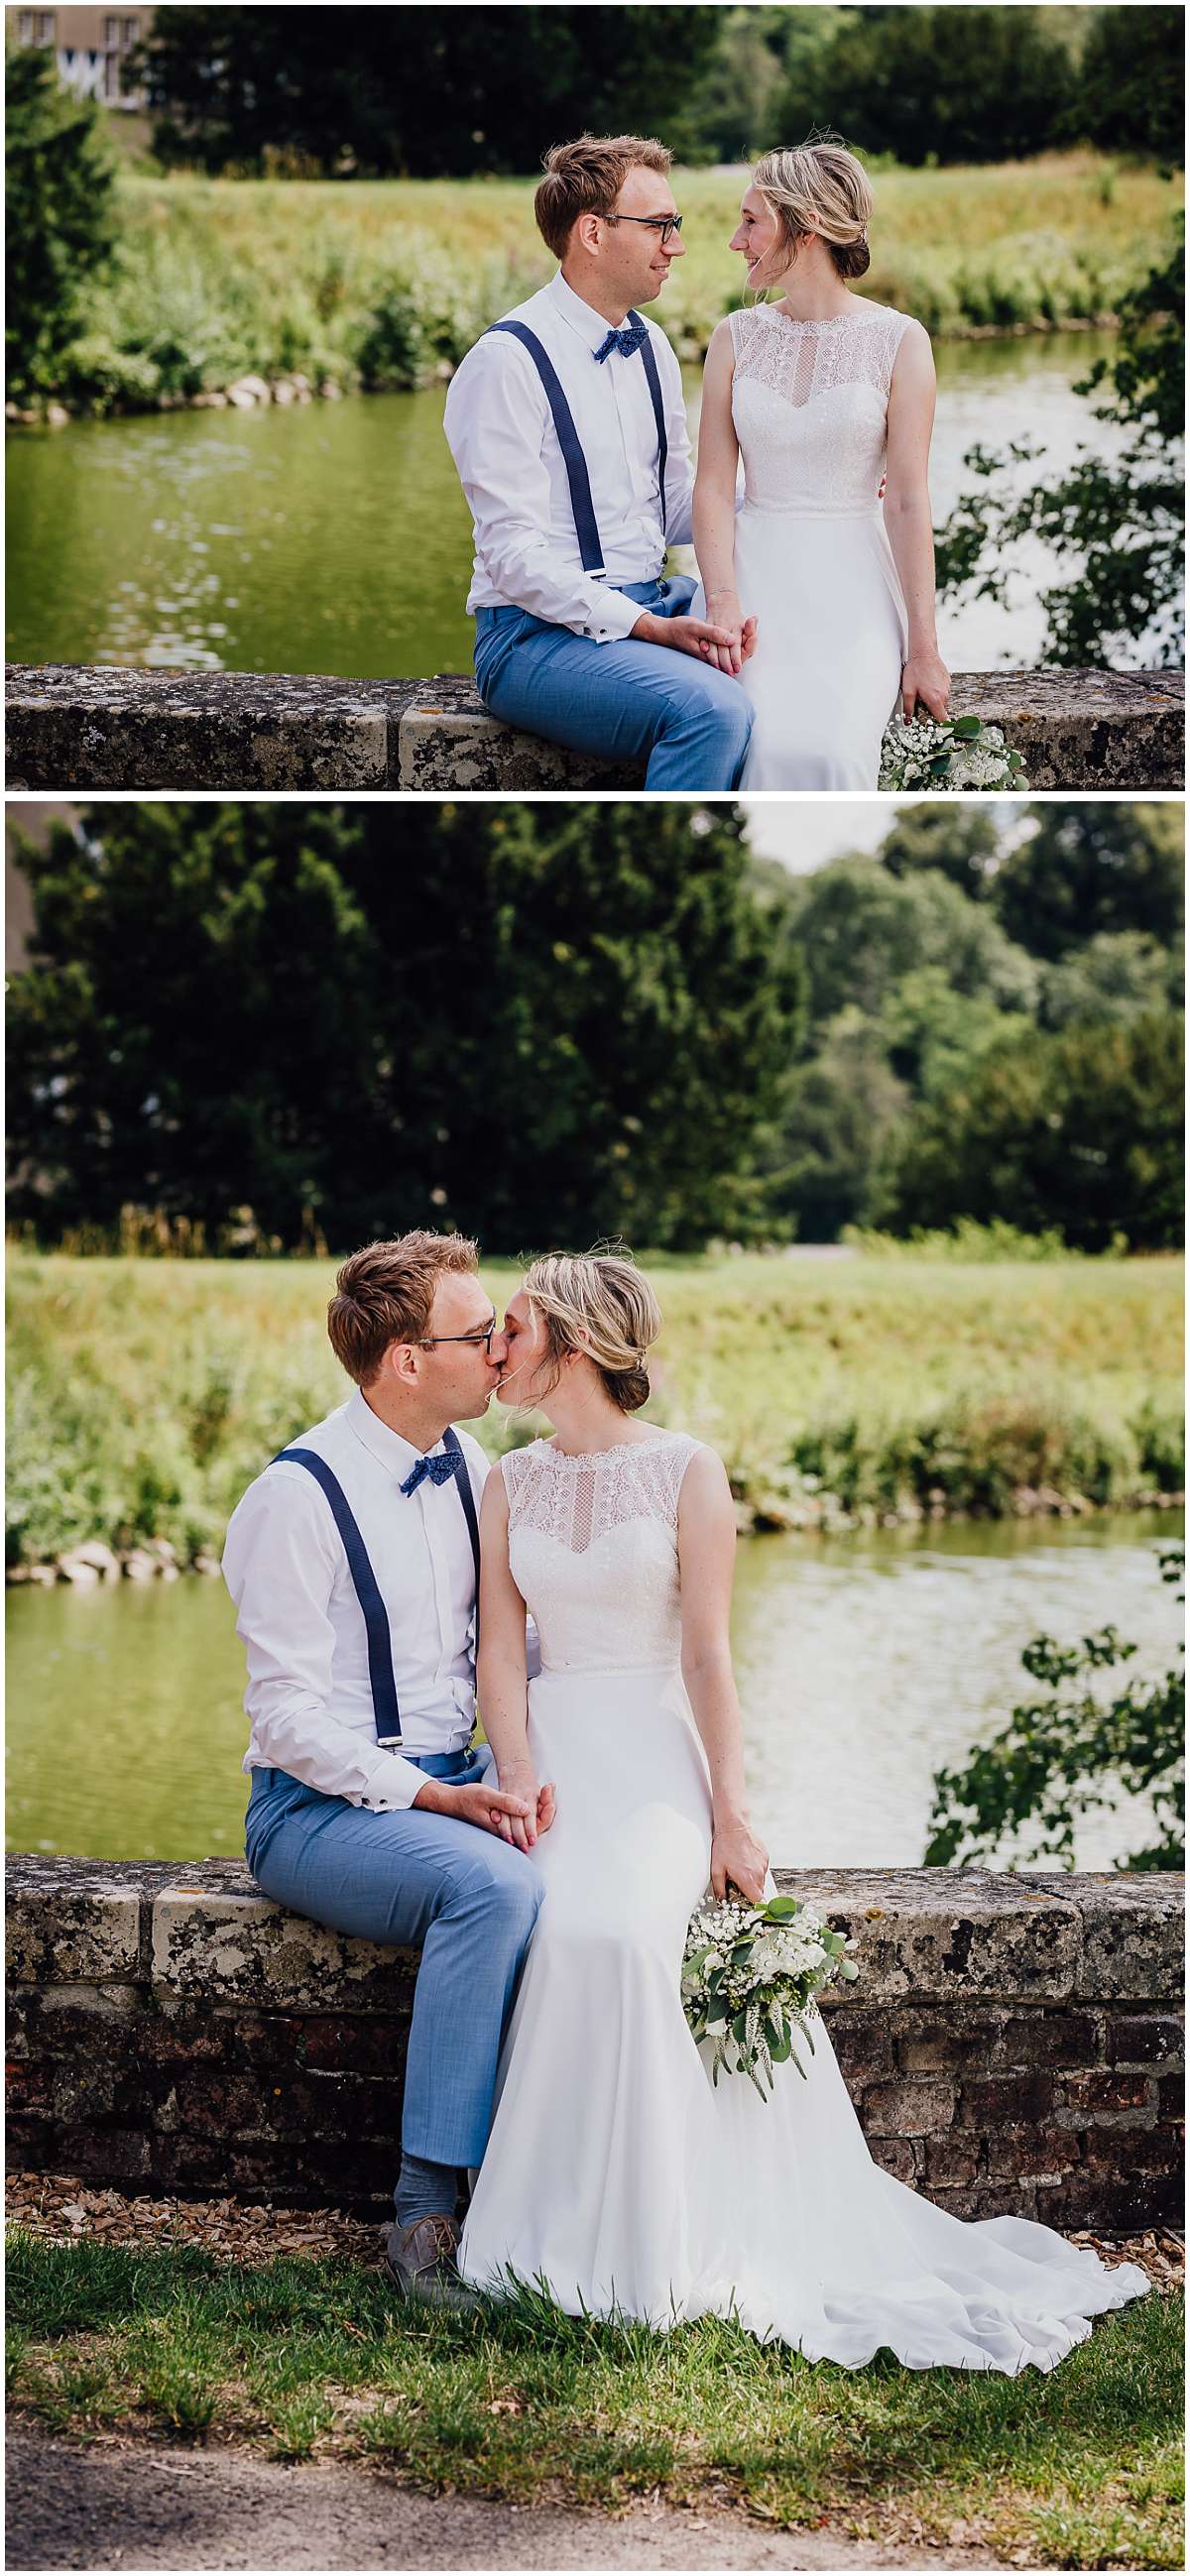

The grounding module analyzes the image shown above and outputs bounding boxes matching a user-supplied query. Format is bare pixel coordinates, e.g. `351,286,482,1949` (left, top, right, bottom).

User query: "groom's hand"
631,609,743,666
703,597,758,677
493,1767,557,1852
412,1778,534,1841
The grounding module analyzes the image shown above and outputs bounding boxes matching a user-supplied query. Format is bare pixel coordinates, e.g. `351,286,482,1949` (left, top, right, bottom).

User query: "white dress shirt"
222,1390,490,1813
443,270,695,644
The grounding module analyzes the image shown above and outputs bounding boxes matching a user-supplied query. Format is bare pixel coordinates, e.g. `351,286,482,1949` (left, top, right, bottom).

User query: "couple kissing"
224,1231,1145,2367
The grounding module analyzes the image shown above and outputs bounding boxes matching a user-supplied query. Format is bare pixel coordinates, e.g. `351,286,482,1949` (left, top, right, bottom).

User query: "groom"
444,133,757,789
222,1231,549,2309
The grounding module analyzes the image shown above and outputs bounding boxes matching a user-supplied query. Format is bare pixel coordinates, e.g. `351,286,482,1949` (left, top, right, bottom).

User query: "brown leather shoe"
384,2212,476,2312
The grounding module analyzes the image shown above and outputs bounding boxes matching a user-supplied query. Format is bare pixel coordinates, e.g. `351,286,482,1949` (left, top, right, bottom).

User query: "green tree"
767,7,852,147
789,5,1078,167
935,219,1184,666
924,1549,1184,1873
1076,6,1185,162
877,806,1002,902
784,859,1037,1032
6,802,802,1253
681,5,850,163
671,5,793,163
765,1009,909,1241
881,1011,1184,1250
875,968,1033,1103
992,804,1184,961
1039,932,1182,1032
5,44,116,403
139,6,722,177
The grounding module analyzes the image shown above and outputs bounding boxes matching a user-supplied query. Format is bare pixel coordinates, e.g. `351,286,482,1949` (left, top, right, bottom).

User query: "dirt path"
6,2427,1007,2573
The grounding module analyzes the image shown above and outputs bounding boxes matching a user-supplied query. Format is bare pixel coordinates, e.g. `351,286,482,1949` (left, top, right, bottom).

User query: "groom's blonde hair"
753,135,875,282
523,1246,661,1416
328,1231,479,1384
536,135,671,259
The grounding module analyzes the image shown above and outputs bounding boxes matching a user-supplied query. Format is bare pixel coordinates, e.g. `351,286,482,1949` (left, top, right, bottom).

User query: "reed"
6,1249,1182,1567
50,153,1182,410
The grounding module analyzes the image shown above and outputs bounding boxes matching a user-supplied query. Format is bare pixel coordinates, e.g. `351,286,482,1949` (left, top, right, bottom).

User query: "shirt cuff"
592,585,653,645
358,1748,429,1812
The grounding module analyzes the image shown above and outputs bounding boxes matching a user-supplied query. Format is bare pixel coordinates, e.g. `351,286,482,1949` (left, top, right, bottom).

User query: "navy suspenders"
487,309,668,577
635,325,668,536
272,1427,481,1748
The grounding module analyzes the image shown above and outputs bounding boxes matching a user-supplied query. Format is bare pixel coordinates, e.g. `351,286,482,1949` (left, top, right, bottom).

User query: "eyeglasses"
604,213,683,247
418,1312,499,1354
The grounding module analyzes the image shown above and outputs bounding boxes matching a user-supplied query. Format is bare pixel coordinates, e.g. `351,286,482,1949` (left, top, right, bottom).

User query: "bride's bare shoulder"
704,312,742,373
673,1437,732,1508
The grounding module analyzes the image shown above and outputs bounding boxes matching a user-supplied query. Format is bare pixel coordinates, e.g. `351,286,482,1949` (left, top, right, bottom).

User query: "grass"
6,1248,1183,1567
44,153,1185,410
6,2234,1183,2564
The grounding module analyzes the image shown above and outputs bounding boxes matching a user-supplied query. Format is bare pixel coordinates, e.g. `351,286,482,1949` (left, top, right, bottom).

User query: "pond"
5,331,1136,679
7,1508,1180,1871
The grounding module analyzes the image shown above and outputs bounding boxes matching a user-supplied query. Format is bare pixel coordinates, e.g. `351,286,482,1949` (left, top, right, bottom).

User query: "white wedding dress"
695,301,915,789
458,1434,1149,2370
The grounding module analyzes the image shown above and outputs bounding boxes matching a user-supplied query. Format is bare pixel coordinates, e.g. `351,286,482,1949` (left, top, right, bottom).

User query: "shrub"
5,45,117,401
925,1549,1185,1871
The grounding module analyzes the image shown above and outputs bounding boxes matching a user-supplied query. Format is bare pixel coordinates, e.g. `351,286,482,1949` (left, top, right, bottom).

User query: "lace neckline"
758,301,881,335
534,1433,681,1468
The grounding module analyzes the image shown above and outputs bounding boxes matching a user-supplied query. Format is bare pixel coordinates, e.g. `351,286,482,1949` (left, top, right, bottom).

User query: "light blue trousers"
245,1751,542,2182
474,576,755,790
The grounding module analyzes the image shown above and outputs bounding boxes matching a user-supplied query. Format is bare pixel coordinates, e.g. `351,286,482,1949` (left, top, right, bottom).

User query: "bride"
458,1247,1149,2370
691,137,951,790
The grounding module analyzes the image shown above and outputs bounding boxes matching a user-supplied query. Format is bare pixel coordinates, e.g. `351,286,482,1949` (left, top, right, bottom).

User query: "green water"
7,1509,1180,1870
6,333,1126,677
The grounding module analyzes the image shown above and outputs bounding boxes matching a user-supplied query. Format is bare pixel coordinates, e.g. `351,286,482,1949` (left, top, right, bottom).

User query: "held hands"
413,1775,544,1843
631,606,758,676
702,590,757,677
710,1814,769,1908
900,647,951,723
495,1764,556,1854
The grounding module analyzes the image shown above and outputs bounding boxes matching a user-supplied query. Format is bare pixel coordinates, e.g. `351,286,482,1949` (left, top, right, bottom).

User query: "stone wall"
7,1857,1183,2228
6,665,1184,792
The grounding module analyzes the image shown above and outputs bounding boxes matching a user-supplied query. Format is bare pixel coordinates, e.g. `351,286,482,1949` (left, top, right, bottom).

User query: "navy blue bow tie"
401,1449,463,1498
594,320,649,365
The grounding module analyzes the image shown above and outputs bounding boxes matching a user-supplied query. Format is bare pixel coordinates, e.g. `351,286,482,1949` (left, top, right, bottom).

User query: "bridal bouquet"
681,1892,858,2099
879,711,1028,793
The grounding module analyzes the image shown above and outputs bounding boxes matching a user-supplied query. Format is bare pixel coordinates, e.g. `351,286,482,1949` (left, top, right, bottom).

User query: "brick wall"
7,1857,1183,2226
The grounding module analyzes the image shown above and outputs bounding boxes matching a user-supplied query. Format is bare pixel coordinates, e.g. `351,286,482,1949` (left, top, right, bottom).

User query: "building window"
35,11,56,40
17,12,36,41
104,14,117,41
122,16,139,44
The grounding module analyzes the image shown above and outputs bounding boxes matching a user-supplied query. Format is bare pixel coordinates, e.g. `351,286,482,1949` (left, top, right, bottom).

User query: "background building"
5,7,151,107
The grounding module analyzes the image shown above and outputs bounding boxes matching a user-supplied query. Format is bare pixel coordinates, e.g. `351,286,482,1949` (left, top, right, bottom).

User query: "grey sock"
394,2150,458,2232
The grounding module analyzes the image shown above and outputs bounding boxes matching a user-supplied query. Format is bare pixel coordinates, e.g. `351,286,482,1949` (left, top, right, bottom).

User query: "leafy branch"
934,223,1185,668
924,1547,1185,1872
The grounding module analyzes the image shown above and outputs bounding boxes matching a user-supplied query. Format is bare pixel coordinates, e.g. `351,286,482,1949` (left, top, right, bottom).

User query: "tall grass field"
6,1250,1183,1569
55,154,1184,411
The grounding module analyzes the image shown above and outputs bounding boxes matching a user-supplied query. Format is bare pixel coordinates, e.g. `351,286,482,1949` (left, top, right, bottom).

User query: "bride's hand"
900,649,951,722
703,590,749,676
707,614,759,675
710,1815,769,1906
496,1764,555,1850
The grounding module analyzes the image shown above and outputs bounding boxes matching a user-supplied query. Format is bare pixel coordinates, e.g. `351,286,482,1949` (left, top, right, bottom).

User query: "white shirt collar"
345,1387,447,1481
545,268,635,353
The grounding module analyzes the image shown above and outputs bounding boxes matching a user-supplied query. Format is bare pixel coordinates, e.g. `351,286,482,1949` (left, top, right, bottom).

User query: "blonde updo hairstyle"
752,136,874,284
523,1248,661,1416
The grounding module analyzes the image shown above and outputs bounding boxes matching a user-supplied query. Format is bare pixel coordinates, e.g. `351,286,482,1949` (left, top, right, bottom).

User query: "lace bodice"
729,300,915,518
502,1433,702,1673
